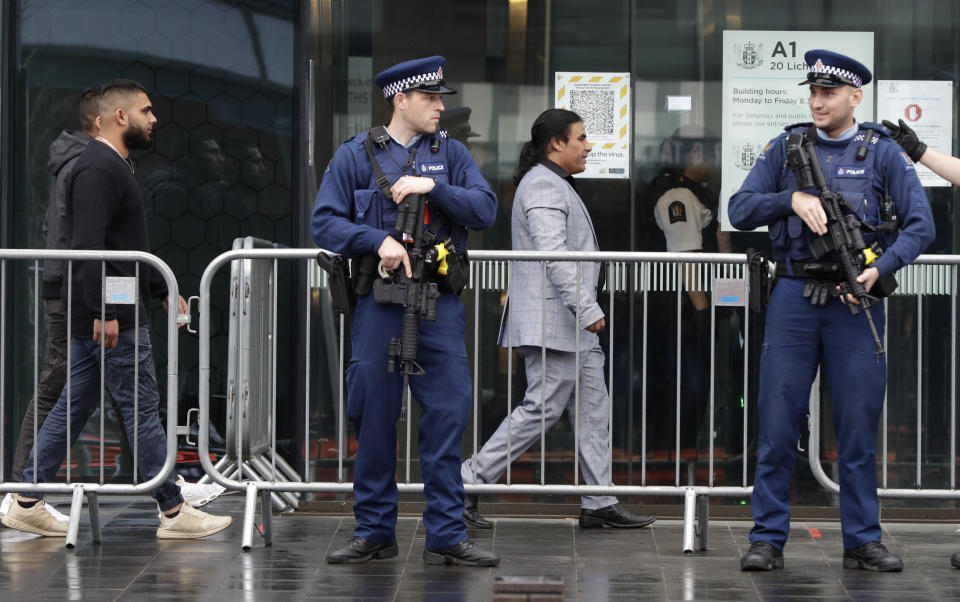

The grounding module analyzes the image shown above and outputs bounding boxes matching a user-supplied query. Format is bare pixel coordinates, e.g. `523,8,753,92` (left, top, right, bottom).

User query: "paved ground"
1,495,958,600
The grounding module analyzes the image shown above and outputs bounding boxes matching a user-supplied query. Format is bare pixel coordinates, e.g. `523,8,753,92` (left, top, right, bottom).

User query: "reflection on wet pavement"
1,496,957,600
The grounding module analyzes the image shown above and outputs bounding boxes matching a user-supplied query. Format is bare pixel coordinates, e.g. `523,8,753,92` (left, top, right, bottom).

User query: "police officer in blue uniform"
729,50,935,572
312,56,500,567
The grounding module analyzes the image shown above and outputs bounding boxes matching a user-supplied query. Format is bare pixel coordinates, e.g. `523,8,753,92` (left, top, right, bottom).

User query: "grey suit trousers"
462,344,617,510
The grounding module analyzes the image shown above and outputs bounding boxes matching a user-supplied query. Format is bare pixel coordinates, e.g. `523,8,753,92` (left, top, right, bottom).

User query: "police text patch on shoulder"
899,151,916,171
419,162,447,175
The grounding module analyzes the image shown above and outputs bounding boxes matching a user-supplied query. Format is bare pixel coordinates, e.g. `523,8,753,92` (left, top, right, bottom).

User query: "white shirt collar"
817,121,859,142
383,126,421,149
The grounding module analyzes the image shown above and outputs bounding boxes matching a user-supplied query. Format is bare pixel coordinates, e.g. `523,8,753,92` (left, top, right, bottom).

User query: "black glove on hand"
802,280,836,307
882,118,927,163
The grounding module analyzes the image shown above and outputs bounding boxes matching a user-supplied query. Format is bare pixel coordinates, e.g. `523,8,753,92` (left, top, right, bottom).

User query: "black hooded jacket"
43,130,93,299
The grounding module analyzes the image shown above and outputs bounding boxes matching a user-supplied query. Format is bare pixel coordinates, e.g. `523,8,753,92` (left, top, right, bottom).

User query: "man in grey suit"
461,109,656,530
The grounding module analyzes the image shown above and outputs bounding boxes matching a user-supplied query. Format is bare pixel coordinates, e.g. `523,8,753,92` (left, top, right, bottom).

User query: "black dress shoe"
578,503,656,529
463,494,493,529
740,541,784,571
952,551,960,568
423,539,500,567
843,541,903,572
325,536,399,564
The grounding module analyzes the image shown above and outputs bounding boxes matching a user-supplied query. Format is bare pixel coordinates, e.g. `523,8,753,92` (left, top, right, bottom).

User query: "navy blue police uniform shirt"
311,130,497,258
728,122,935,277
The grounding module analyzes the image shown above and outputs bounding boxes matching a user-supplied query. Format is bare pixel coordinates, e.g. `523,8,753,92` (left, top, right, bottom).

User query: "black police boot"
740,541,784,571
462,494,493,529
423,539,500,567
952,551,960,568
579,503,656,529
842,541,903,572
325,536,399,564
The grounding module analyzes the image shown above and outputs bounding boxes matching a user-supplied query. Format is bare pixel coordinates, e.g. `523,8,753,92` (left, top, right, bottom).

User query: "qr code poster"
555,72,630,179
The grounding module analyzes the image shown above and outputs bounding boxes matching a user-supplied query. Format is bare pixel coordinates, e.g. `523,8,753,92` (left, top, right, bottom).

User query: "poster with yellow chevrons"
555,72,630,179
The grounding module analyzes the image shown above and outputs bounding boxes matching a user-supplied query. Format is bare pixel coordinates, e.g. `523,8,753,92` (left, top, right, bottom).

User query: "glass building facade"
2,1,958,513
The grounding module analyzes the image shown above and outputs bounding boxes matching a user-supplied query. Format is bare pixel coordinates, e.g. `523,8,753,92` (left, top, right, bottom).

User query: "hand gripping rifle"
785,129,885,354
373,192,440,416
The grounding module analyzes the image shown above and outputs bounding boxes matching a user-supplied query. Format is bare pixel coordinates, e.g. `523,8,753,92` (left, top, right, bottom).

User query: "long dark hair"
513,108,582,186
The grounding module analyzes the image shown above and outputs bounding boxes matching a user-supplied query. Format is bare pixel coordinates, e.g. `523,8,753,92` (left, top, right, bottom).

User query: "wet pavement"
1,495,958,600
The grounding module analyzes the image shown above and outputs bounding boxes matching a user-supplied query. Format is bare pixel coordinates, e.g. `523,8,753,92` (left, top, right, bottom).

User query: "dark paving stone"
4,498,960,600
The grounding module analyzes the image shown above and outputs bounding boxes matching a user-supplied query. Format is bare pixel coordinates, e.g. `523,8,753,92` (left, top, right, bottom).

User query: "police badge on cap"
798,49,872,89
375,56,458,99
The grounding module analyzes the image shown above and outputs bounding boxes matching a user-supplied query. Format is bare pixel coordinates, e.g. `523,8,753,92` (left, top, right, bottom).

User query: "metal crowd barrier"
198,237,301,512
808,255,960,504
0,249,182,548
197,248,756,551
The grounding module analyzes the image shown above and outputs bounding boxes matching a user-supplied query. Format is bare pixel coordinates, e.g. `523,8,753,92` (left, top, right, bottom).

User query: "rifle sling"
364,130,451,247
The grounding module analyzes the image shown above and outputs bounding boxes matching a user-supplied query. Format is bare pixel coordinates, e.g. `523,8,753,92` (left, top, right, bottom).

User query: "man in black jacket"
2,79,232,539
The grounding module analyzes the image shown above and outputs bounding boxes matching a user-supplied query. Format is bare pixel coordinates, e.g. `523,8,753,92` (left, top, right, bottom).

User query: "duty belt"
774,260,843,281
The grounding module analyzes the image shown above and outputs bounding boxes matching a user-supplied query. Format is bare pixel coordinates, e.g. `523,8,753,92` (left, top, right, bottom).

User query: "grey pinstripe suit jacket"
498,162,604,352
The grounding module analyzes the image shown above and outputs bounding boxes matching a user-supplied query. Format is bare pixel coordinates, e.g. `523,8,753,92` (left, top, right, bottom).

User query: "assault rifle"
785,129,886,354
373,193,440,417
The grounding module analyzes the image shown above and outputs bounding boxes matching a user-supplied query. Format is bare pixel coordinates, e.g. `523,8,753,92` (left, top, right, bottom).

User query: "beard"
123,123,153,150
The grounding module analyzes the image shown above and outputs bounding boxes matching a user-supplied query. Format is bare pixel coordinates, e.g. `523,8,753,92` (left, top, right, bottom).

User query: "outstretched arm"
883,118,960,186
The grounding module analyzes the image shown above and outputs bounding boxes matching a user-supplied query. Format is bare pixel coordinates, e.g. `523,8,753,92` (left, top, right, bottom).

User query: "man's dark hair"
99,78,147,116
101,78,146,97
78,85,102,134
513,108,582,186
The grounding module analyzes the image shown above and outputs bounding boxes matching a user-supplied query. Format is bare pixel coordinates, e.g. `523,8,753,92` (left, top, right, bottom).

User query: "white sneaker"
43,502,70,524
157,502,233,539
175,475,226,508
1,499,68,537
0,493,12,517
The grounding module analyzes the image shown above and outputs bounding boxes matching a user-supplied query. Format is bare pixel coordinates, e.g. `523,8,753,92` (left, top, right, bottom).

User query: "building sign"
720,30,875,229
877,80,953,187
555,72,630,179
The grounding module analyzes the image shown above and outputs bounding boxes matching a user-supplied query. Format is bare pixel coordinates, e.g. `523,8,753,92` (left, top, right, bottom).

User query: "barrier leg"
86,491,101,544
65,486,85,550
241,483,258,552
197,455,233,485
682,487,696,554
696,494,709,551
270,451,303,483
261,489,273,547
241,458,290,512
249,454,299,510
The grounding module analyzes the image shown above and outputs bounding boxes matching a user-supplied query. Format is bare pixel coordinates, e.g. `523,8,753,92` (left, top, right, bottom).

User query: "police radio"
855,128,875,161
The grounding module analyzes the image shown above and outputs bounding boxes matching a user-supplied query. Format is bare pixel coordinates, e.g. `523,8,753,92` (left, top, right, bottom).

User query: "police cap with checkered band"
375,56,457,100
798,49,872,89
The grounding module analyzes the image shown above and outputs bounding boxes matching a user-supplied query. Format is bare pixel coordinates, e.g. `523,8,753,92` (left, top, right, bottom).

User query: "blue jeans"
20,325,183,512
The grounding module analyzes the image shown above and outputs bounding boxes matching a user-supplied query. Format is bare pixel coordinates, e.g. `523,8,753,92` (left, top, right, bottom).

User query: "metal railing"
0,249,182,548
197,248,756,551
202,237,300,512
808,255,960,502
7,248,958,553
